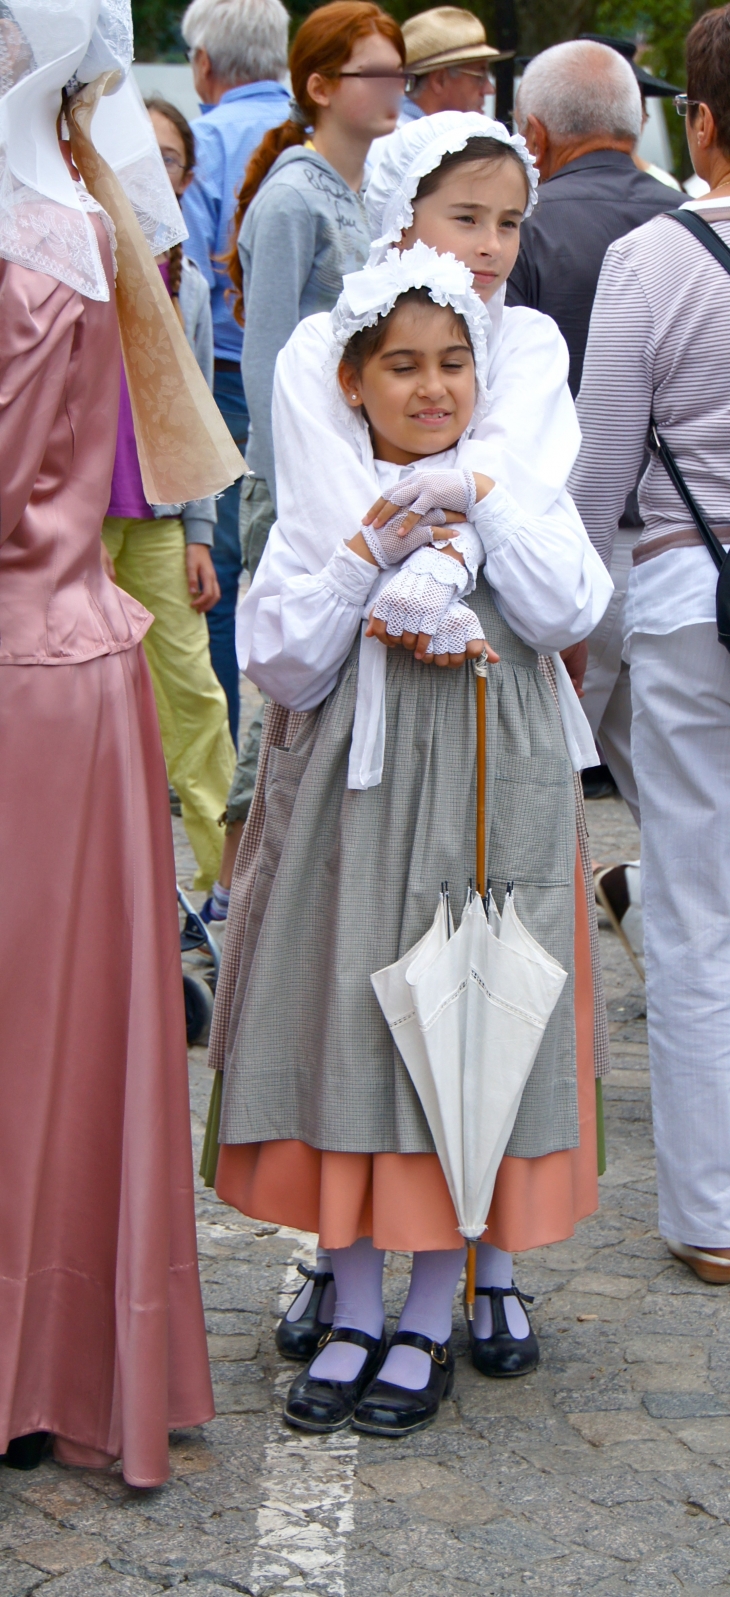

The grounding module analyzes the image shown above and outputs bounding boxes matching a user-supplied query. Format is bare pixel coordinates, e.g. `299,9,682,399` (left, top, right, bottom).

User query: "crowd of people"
2,0,730,1482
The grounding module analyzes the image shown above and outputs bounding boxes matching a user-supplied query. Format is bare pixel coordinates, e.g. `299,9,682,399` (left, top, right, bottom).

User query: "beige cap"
403,8,507,75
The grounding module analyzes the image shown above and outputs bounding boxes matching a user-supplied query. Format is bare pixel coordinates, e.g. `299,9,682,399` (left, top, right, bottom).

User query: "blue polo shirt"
181,80,290,362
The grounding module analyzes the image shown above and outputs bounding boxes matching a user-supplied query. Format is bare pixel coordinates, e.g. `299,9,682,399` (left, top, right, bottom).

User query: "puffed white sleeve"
457,307,612,647
458,307,581,517
473,482,613,650
236,523,378,711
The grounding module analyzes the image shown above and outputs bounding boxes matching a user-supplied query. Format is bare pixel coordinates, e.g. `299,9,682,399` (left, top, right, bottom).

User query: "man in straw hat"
399,6,507,121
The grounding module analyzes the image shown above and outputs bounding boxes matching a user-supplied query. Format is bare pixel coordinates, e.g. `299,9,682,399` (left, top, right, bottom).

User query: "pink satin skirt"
0,646,213,1486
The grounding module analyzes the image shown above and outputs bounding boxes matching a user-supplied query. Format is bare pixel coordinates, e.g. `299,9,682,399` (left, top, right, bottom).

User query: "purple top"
107,260,170,521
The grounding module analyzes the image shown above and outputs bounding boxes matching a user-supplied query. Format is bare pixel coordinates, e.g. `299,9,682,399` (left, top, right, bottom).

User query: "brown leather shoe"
668,1241,730,1284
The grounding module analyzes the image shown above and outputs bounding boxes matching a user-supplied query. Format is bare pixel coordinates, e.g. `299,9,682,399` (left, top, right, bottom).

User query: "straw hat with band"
403,6,511,76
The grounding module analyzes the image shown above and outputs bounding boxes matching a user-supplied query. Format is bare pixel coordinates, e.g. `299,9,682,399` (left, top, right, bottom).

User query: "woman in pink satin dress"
0,0,213,1486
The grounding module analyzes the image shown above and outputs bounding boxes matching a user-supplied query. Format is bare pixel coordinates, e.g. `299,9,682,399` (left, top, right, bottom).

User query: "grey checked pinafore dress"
219,577,579,1161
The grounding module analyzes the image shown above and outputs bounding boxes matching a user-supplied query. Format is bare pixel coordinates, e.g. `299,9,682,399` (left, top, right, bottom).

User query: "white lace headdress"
364,113,537,365
331,240,490,426
91,73,187,259
366,111,538,259
0,0,185,299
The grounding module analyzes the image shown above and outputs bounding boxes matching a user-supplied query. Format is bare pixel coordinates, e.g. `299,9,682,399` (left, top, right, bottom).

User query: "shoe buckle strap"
317,1326,382,1354
390,1329,449,1364
296,1262,334,1284
474,1284,535,1305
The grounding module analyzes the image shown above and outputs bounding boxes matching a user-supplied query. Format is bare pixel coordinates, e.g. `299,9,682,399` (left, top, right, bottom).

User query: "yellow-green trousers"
103,516,236,891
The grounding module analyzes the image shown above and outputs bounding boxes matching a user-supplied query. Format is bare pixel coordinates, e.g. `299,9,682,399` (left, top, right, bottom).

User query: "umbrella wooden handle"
474,653,488,898
465,1241,477,1321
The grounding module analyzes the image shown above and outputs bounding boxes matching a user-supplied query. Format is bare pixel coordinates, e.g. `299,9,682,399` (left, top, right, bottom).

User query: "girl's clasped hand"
362,467,500,664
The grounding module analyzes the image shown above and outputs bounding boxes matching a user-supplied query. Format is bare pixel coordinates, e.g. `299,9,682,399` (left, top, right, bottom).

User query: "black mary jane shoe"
1,1433,49,1471
284,1326,387,1433
275,1262,335,1362
352,1331,455,1437
468,1285,539,1378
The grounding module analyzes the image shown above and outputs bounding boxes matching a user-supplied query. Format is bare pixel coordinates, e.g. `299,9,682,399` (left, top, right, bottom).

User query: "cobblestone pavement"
4,794,730,1596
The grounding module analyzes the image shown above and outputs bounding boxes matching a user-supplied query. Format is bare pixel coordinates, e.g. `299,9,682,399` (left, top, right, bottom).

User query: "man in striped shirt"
569,6,730,1286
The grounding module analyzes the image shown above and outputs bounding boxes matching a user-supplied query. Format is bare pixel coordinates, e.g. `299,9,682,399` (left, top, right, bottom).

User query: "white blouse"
236,303,612,785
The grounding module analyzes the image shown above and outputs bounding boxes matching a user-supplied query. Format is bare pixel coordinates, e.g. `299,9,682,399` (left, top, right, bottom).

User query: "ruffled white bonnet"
331,239,489,414
366,110,538,261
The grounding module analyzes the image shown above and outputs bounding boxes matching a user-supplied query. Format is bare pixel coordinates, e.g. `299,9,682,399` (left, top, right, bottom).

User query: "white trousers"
582,527,640,824
630,622,730,1243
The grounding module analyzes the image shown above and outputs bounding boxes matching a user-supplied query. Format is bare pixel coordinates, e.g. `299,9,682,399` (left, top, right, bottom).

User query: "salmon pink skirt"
216,845,599,1252
0,647,213,1486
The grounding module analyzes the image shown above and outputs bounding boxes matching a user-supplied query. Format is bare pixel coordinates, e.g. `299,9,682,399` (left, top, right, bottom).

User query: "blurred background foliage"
131,0,714,170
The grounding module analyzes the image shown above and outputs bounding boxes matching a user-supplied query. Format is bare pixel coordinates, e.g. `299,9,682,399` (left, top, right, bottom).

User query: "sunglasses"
336,69,418,93
674,94,701,116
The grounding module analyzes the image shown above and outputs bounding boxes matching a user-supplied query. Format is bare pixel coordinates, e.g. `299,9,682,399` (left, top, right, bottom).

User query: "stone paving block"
0,1555,48,1597
565,1410,673,1447
355,1458,502,1525
630,1361,712,1393
643,1394,730,1420
565,1274,648,1300
624,1335,708,1364
39,1571,166,1596
206,1335,259,1362
672,1419,730,1455
456,1514,567,1563
204,1312,261,1337
17,1536,108,1577
0,1509,64,1554
519,1552,633,1594
623,1543,730,1588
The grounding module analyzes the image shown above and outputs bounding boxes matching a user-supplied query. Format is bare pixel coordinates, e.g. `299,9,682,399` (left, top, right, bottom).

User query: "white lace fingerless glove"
426,600,486,657
371,546,469,639
360,514,436,569
381,467,478,521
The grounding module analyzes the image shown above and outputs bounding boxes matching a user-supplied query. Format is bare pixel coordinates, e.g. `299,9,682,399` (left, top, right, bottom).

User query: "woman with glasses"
570,4,730,1286
208,0,407,921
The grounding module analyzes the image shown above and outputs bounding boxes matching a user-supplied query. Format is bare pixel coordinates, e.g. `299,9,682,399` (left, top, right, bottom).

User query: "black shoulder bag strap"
648,208,730,651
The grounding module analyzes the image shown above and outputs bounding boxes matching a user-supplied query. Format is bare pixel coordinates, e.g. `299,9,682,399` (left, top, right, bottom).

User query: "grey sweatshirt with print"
239,146,372,503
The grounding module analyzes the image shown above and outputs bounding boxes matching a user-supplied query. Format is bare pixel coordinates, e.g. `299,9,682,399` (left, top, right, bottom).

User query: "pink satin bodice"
0,211,149,664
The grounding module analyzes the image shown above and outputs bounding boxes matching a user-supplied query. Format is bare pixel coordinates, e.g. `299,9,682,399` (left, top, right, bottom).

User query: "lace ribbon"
68,74,246,506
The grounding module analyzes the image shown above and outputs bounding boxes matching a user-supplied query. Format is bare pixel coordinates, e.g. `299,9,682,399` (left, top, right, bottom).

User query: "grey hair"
515,39,642,143
181,0,289,86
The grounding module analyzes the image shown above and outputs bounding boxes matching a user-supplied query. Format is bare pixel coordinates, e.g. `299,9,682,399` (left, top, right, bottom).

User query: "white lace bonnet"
0,0,185,300
330,239,490,415
366,110,538,263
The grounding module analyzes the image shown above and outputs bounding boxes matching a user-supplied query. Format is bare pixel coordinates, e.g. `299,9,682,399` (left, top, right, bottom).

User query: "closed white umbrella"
371,654,567,1315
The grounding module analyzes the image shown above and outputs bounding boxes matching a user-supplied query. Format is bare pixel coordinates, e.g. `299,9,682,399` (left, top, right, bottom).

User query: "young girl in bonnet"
210,211,611,1433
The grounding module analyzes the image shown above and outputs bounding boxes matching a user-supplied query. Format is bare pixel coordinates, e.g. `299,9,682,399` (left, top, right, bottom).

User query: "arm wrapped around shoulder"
470,481,614,651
